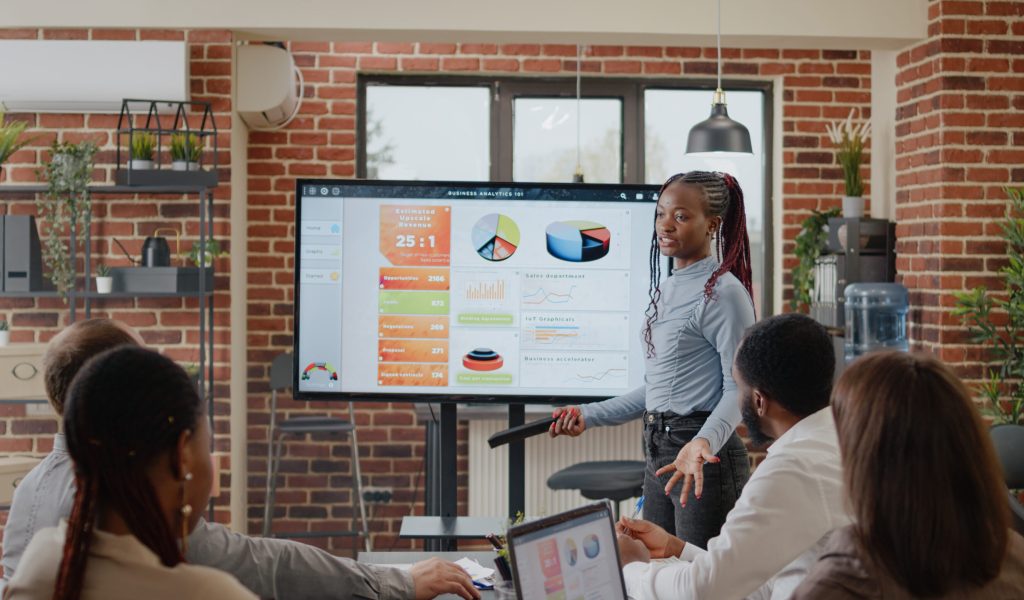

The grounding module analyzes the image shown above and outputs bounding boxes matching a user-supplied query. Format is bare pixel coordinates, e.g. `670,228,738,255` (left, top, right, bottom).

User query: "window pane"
644,89,767,316
366,86,490,181
513,98,622,183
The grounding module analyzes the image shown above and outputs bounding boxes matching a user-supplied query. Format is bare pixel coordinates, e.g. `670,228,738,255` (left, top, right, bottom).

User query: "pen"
630,496,645,520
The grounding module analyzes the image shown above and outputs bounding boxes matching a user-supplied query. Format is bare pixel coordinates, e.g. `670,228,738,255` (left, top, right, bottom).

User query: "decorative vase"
0,330,9,346
130,159,154,170
842,195,864,219
96,276,113,294
172,160,200,171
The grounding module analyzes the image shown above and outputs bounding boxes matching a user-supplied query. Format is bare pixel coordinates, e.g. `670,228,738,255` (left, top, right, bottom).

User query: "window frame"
357,74,774,311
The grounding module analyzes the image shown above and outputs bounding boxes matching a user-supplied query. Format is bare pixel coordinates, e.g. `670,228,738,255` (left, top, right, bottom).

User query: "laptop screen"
507,503,627,600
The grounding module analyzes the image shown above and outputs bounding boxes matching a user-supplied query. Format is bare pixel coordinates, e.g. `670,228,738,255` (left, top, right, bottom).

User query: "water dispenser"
844,283,909,362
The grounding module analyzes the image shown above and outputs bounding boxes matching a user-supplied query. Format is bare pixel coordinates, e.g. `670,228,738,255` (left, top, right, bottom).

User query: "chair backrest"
270,353,293,392
991,424,1024,489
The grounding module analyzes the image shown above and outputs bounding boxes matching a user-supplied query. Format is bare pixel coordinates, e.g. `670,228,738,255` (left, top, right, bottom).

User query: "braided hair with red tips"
53,346,202,600
642,171,754,357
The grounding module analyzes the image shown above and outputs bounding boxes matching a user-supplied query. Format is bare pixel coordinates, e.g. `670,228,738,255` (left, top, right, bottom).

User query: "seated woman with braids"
6,346,255,600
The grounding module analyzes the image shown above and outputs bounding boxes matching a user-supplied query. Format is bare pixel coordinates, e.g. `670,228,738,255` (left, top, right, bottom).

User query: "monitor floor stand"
424,402,525,551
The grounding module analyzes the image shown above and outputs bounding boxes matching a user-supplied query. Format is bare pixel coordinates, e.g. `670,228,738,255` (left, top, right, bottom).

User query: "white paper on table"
455,557,496,585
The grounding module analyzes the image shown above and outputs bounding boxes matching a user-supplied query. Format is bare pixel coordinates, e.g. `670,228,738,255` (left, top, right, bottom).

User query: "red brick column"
893,0,1024,381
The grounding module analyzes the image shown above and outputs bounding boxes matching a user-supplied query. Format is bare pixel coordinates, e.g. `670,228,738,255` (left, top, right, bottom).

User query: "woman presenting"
550,171,755,549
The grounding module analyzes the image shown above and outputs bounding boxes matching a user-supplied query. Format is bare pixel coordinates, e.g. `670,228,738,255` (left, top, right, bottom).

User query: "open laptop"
507,501,628,600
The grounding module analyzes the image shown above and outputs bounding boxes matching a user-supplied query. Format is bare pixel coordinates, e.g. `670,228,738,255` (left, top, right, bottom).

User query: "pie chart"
545,220,611,262
472,213,520,262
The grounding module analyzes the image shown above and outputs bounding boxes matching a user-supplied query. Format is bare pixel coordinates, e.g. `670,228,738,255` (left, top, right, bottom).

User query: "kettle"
141,228,178,267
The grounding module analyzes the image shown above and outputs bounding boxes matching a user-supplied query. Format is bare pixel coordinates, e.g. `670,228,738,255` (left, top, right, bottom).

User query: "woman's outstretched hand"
549,406,586,437
655,437,719,506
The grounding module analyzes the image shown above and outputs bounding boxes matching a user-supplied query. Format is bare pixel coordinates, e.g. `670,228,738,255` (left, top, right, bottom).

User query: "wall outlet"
362,486,393,504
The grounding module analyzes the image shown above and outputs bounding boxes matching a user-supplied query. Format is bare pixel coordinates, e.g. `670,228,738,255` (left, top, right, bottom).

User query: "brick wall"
244,41,874,551
0,28,885,556
893,0,1024,384
0,28,236,545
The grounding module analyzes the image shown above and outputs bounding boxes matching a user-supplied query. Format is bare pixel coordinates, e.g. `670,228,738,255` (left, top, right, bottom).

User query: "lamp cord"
716,0,722,91
575,43,583,175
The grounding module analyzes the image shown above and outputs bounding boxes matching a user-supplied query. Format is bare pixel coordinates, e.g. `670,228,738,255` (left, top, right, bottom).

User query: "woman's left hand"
655,437,719,507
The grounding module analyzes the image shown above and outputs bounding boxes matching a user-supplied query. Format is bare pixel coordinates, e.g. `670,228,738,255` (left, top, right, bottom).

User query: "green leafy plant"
95,263,110,277
0,319,8,332
170,132,203,162
495,511,525,560
790,207,842,312
826,109,870,198
37,141,98,301
185,238,226,268
130,132,156,161
0,111,36,169
953,187,1024,426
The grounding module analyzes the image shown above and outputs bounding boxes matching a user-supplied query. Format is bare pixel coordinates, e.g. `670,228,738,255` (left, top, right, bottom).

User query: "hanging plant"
790,207,841,313
36,140,98,301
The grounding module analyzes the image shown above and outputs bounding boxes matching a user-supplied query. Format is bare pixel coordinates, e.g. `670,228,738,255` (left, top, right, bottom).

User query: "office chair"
991,423,1024,535
262,352,371,551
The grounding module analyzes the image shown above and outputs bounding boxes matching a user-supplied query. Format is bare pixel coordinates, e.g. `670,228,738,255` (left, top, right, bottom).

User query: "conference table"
359,551,505,599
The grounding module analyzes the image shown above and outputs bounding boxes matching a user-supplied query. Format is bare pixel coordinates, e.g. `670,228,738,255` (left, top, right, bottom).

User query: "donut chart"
462,347,504,371
545,220,611,262
472,213,520,262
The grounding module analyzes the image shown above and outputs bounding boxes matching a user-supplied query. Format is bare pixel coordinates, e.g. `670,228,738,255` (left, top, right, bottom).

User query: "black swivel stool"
547,460,645,519
991,424,1024,535
262,352,371,551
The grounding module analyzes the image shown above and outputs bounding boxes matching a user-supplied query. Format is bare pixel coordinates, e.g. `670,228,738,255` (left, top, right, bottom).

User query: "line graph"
519,270,629,311
521,352,629,390
521,285,576,305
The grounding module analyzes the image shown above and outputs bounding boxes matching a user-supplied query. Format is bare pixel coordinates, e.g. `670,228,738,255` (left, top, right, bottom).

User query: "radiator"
468,419,643,518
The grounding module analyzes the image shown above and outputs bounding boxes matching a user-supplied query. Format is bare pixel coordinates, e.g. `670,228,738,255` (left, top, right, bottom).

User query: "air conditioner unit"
236,44,302,130
0,41,188,113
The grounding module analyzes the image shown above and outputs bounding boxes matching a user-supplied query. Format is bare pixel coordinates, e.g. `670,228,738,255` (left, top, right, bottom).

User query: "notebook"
507,502,628,600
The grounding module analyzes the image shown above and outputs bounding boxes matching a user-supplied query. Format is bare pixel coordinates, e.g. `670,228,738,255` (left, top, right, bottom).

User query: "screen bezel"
293,178,660,403
506,501,627,600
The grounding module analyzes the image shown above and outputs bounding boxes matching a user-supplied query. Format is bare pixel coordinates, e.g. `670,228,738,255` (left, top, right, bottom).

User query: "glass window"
365,86,490,181
513,98,622,183
644,89,767,316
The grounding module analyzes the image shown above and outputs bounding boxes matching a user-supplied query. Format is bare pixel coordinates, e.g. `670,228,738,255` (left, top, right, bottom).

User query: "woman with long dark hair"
550,171,756,548
792,352,1024,599
6,346,255,600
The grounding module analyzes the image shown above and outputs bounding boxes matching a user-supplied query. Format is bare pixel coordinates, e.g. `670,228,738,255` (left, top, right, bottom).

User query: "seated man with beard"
615,313,851,599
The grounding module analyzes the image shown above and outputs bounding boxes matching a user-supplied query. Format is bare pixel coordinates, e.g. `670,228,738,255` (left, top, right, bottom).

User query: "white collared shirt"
622,407,851,599
6,521,256,600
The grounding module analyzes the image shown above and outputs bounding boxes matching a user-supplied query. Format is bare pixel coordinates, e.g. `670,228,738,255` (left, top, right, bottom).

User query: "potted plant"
953,187,1024,428
186,238,226,268
0,111,36,180
129,132,156,170
37,141,98,301
170,132,203,171
95,263,113,294
826,109,871,218
0,319,9,347
790,207,841,313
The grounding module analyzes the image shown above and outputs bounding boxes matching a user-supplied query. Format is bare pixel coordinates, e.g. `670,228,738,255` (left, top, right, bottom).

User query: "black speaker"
3,215,50,292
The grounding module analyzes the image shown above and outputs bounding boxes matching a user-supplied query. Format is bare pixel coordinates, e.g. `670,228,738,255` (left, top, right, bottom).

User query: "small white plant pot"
842,195,865,219
172,160,200,171
0,331,9,346
130,159,154,170
96,276,113,294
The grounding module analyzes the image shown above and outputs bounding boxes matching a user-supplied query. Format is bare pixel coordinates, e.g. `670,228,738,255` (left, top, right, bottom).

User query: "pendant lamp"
686,0,752,154
573,43,585,182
